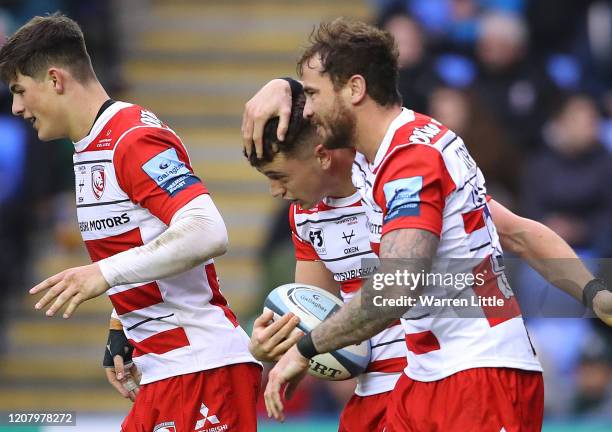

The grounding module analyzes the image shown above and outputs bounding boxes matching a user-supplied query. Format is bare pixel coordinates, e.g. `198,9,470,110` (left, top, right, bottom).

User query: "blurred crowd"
260,0,612,422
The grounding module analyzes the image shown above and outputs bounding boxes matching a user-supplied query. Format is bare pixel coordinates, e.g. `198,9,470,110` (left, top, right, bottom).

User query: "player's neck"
67,81,110,142
354,104,402,163
327,175,356,199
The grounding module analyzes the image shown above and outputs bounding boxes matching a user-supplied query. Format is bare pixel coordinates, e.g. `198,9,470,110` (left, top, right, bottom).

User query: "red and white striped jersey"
352,108,542,382
73,102,256,384
289,193,406,396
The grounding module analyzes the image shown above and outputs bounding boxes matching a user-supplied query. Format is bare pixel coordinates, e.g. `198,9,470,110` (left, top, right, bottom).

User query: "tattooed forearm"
311,291,394,353
310,228,439,354
379,228,439,259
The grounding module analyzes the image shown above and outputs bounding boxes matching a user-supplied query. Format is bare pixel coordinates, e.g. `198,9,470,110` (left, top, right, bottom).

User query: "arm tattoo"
311,229,439,354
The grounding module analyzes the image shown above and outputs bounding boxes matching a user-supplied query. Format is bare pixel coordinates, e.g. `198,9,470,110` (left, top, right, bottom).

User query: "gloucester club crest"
91,165,106,200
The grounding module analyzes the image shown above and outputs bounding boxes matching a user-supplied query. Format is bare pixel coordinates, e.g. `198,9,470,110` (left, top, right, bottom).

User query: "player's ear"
314,143,332,170
47,68,66,94
347,74,367,105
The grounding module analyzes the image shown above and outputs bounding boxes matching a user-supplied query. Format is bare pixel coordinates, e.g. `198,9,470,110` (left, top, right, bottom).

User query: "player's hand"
30,263,110,318
242,78,292,158
105,361,141,402
103,326,140,400
264,345,309,422
249,310,303,362
593,290,612,326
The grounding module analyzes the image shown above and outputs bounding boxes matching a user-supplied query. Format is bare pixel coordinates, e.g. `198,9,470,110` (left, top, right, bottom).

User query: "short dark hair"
297,18,402,107
247,91,319,167
0,12,95,83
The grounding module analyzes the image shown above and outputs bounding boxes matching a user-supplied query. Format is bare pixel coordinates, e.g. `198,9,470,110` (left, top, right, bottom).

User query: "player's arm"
307,228,437,353
264,228,438,420
295,260,341,295
490,199,612,323
30,128,228,318
98,194,227,286
249,260,339,362
250,204,339,362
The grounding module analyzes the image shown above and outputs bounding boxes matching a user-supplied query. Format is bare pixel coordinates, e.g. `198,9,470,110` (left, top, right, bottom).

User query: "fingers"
62,293,85,319
251,313,301,361
252,116,265,159
123,375,140,402
45,284,79,317
30,271,65,296
242,104,255,158
265,313,299,343
113,354,126,381
271,328,305,361
264,370,285,422
253,309,274,327
277,106,291,142
105,368,130,399
34,280,68,313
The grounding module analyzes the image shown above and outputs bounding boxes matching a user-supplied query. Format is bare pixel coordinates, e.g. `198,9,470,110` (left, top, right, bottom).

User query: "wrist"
109,317,123,330
97,258,120,287
583,278,610,309
279,77,303,100
296,332,319,359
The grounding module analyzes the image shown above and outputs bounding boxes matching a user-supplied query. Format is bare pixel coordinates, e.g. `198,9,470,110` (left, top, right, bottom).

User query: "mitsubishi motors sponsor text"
79,213,130,232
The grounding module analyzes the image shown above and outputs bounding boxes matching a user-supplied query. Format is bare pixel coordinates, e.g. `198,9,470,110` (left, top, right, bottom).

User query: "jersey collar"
369,107,414,170
322,190,362,208
73,101,132,152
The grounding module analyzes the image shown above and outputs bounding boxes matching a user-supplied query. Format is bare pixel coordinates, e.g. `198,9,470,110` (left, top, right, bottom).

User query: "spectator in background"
474,11,555,150
571,333,612,419
378,8,434,114
521,93,612,257
428,85,519,201
516,94,612,415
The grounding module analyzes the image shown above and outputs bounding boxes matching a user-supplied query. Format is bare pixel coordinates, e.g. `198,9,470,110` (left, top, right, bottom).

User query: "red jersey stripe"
131,327,190,357
85,227,143,262
109,282,163,315
405,330,441,355
206,264,239,328
340,278,362,294
462,207,486,234
365,356,407,373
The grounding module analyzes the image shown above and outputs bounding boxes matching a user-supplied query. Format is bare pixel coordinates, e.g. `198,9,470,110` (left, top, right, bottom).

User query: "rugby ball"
264,283,371,380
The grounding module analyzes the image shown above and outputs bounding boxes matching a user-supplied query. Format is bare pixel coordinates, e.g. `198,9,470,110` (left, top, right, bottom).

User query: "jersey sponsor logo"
368,221,382,235
342,230,355,244
142,148,200,197
383,176,423,222
79,213,130,232
334,265,377,282
409,121,442,144
96,138,113,148
335,215,359,226
195,403,227,432
91,164,106,200
153,421,176,432
308,228,327,255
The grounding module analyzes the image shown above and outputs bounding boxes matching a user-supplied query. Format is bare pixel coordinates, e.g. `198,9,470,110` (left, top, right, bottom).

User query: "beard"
318,97,356,150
